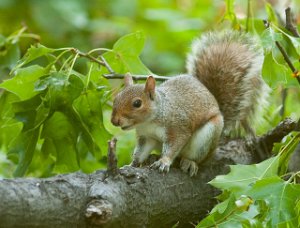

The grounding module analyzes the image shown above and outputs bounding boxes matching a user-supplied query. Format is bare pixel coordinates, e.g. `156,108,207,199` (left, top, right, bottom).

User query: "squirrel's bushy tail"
187,31,270,135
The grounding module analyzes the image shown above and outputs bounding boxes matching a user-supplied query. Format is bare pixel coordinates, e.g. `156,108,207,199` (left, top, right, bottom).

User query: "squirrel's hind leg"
180,114,224,176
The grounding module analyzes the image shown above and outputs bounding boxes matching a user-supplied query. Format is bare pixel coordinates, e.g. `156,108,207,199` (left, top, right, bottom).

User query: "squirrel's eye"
132,99,142,108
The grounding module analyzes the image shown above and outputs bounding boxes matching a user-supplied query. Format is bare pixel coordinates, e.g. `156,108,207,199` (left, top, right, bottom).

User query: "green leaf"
18,44,55,67
0,65,48,100
197,194,259,228
0,36,20,69
40,72,84,110
262,51,289,88
113,31,145,57
72,88,111,155
209,156,279,195
8,128,40,177
12,94,50,131
275,132,300,175
41,111,79,173
265,3,278,25
0,92,22,150
248,177,300,226
296,199,300,224
284,34,300,56
41,137,56,160
261,27,283,51
100,32,151,75
197,195,237,228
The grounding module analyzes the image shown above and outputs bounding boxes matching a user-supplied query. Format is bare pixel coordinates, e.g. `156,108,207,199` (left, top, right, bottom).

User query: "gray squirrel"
111,30,270,176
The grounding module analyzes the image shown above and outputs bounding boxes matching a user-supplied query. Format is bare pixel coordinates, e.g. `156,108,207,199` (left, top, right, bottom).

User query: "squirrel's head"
111,74,156,130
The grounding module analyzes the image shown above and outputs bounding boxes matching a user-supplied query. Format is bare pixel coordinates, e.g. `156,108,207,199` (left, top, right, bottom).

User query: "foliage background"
0,0,299,175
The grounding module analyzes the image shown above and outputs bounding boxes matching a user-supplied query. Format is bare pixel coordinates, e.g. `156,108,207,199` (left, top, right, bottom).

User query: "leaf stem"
53,49,70,65
7,26,27,43
59,54,74,72
88,48,113,55
86,63,93,86
18,33,40,41
68,52,79,77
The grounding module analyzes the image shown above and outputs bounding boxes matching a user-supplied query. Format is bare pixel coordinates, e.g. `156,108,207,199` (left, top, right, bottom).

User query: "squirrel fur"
111,30,270,176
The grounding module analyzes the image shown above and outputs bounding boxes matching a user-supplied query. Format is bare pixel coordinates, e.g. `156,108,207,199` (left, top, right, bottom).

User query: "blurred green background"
1,0,299,75
0,0,299,177
0,0,276,74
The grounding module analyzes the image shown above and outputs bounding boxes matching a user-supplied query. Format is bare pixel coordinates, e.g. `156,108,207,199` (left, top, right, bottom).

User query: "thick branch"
0,118,296,228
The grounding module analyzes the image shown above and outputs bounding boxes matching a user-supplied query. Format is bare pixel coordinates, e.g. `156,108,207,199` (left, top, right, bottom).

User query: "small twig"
71,48,106,67
275,41,300,85
103,73,170,81
285,7,300,38
274,41,296,72
107,138,119,176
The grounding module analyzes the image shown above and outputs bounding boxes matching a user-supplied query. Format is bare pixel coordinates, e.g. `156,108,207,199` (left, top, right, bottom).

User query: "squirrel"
111,30,270,176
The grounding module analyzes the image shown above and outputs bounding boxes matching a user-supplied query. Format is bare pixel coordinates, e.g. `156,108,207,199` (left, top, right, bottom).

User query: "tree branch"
0,118,296,227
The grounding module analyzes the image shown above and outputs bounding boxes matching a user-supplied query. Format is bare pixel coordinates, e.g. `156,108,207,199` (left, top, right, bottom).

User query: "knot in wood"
85,199,113,225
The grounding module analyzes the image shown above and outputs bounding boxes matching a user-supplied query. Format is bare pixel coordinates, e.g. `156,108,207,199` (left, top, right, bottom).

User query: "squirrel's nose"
111,116,120,126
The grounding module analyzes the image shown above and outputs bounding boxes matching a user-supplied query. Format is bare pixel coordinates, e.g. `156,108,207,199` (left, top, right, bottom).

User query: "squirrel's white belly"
136,122,165,141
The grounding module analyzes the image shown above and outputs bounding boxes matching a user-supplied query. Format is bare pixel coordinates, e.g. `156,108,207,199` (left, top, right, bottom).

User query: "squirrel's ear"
145,76,156,100
124,73,133,87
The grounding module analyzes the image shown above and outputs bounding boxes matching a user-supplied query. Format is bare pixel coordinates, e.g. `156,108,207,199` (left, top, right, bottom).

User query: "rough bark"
0,118,297,228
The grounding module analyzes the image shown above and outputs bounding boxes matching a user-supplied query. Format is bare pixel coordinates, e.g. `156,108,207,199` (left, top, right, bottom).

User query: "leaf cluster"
198,132,300,227
0,29,149,177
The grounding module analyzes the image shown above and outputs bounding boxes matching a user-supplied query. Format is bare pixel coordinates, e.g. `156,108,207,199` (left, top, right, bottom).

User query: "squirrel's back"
187,31,269,135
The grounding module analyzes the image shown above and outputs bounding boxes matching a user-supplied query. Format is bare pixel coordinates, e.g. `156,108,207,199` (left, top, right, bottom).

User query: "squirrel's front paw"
150,157,171,173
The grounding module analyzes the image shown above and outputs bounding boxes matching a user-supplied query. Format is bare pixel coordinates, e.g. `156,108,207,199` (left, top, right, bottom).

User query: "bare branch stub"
107,138,119,176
